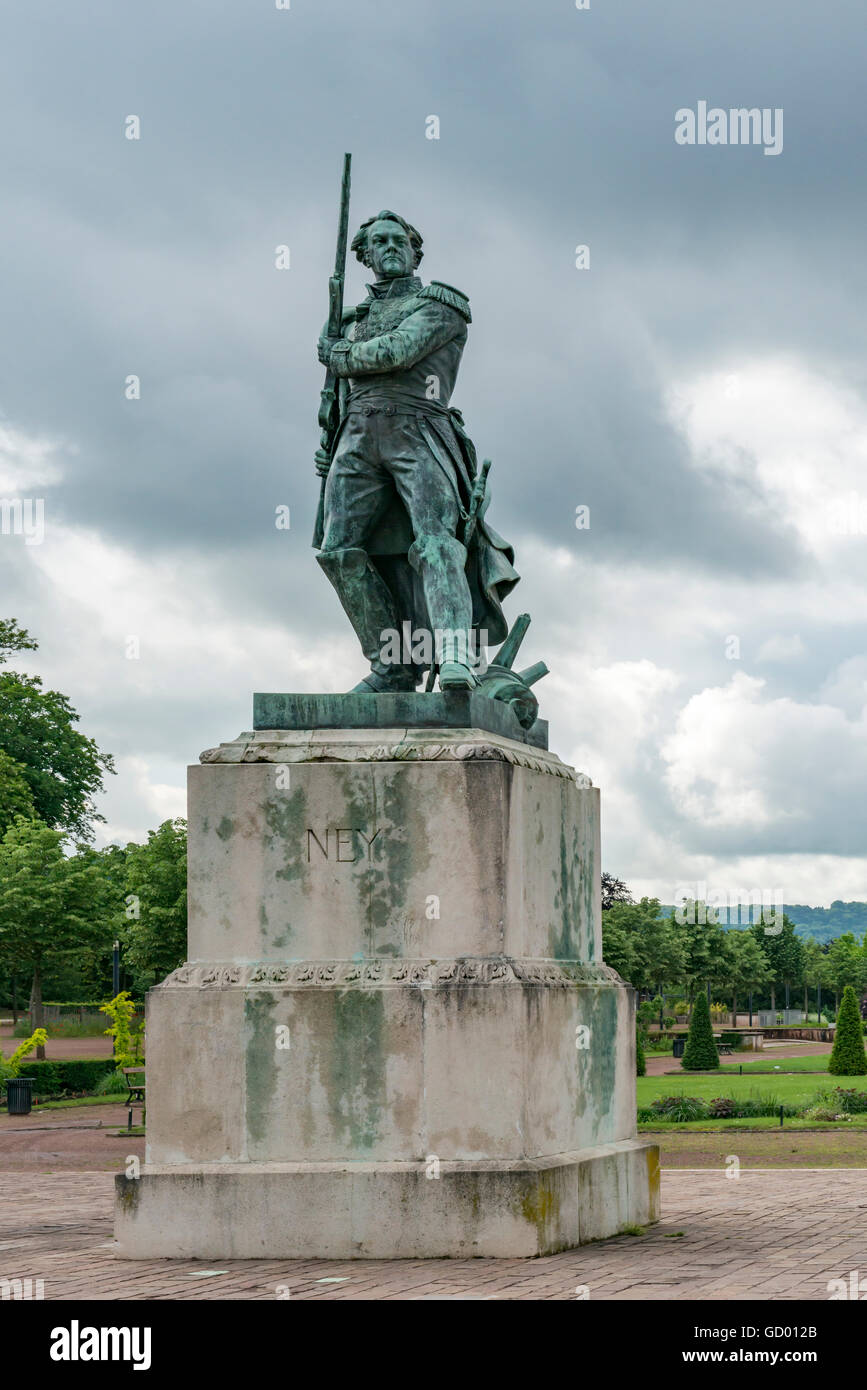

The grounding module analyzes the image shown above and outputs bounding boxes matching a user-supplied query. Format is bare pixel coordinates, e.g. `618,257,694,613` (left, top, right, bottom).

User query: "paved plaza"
2,1168,865,1300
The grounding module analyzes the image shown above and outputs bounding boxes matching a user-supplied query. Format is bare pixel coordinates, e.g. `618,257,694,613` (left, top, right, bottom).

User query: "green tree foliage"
828,984,867,1076
786,900,867,943
725,929,773,1022
0,619,38,664
100,991,143,1070
678,903,729,1003
635,1025,646,1077
749,912,804,1009
601,873,632,912
601,897,685,994
121,819,187,990
0,818,112,1057
827,933,866,1001
681,988,719,1071
0,750,35,838
0,624,114,841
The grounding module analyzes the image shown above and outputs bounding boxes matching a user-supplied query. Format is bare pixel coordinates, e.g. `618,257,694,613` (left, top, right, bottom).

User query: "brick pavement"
1,1168,865,1300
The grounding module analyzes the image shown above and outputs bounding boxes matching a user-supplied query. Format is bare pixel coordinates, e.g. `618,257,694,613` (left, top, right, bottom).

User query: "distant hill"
659,901,867,944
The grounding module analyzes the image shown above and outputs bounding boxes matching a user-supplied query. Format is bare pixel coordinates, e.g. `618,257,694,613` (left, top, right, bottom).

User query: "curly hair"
351,210,424,269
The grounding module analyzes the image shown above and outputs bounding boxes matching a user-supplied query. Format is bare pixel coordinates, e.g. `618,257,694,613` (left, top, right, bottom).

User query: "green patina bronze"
312,154,548,730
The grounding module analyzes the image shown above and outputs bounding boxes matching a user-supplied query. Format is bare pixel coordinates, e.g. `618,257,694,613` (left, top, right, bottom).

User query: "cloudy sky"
2,0,866,907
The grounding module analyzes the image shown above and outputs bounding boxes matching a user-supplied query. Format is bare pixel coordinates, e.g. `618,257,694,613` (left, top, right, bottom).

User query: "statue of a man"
314,209,518,693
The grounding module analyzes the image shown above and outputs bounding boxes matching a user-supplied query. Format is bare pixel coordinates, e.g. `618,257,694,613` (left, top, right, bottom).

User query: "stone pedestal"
115,707,658,1257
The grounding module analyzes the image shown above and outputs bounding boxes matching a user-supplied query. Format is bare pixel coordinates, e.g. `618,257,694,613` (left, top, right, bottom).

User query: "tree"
827,933,865,1011
635,1025,646,1077
630,900,685,998
726,930,773,1026
0,751,35,837
679,903,729,1011
681,987,719,1070
121,819,187,990
601,873,632,912
0,619,38,665
0,671,114,842
751,913,804,1015
0,818,112,1057
828,984,867,1076
801,937,830,1021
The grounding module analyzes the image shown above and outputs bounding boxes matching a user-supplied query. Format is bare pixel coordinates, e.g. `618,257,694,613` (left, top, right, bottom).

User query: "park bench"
717,1044,734,1055
123,1067,145,1106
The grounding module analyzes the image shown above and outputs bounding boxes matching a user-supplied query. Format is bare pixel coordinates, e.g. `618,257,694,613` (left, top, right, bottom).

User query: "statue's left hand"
318,336,340,367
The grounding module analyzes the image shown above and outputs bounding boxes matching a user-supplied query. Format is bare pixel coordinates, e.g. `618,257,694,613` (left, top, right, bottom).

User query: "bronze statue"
312,156,546,727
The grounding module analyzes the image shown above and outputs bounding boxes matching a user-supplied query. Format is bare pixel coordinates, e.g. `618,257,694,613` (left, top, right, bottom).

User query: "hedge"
0,1059,117,1099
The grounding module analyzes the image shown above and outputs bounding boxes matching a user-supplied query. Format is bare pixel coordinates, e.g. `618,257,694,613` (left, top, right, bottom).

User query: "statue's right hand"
314,456,331,479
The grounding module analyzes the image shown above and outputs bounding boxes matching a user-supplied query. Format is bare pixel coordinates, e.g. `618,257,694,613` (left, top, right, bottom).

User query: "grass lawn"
717,1055,832,1074
637,1072,866,1109
0,1093,123,1115
648,1128,867,1166
639,1116,867,1131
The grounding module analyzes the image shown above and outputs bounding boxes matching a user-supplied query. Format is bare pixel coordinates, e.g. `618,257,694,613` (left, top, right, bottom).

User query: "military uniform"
315,273,518,687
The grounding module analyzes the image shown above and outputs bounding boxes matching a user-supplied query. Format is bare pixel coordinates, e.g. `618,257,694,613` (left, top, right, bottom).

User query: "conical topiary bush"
636,1026,646,1077
829,984,867,1076
681,989,719,1070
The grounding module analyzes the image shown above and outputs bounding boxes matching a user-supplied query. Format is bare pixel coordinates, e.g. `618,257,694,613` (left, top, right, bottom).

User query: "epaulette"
419,280,471,323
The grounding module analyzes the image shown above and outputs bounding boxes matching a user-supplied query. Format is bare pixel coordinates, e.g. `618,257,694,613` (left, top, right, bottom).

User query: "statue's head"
351,210,423,281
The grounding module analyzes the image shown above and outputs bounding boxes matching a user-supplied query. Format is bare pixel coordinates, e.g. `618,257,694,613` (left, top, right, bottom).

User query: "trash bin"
5,1078,34,1115
672,1037,686,1058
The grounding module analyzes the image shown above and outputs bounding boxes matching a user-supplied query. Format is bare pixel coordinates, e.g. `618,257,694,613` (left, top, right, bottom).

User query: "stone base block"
114,1140,659,1259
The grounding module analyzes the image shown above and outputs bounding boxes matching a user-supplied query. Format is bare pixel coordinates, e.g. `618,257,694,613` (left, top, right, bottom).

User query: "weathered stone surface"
115,722,657,1257
115,1142,659,1259
188,729,597,963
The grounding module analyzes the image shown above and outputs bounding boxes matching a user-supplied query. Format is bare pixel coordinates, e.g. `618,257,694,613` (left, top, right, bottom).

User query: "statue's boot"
408,534,477,691
316,546,418,692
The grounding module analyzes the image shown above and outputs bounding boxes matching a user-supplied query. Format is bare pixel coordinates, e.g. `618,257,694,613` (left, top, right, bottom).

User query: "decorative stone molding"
199,728,589,784
158,957,624,990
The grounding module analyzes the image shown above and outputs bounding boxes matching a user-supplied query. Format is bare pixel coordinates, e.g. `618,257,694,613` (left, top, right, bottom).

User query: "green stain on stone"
264,784,307,890
215,816,234,841
583,987,618,1140
366,766,431,955
520,1174,560,1247
328,990,386,1151
245,993,278,1146
550,807,580,960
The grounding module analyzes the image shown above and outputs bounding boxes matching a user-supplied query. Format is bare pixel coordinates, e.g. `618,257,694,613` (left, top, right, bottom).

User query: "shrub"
649,1095,709,1121
2,1059,116,1100
100,991,144,1071
636,1027,646,1077
95,1068,129,1096
682,991,719,1070
708,1097,736,1118
829,986,867,1075
801,1103,852,1122
830,1087,867,1114
0,1028,48,1086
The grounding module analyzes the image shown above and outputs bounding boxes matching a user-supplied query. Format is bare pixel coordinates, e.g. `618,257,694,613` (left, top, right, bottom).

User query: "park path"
0,1022,113,1061
645,1039,833,1077
0,1168,864,1300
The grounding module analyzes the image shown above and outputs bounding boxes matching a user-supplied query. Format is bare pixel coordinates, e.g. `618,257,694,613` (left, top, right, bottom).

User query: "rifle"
313,152,352,547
